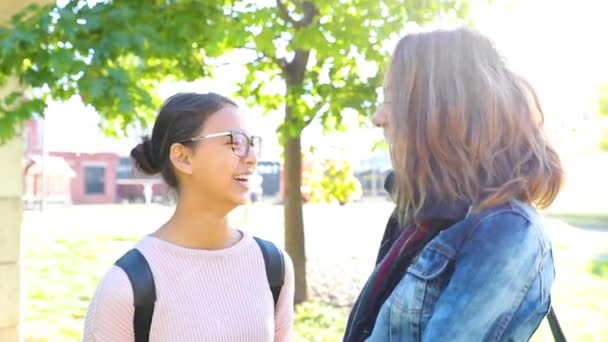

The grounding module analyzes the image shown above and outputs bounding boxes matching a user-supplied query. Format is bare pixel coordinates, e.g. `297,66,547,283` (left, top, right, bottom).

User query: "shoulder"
84,265,134,339
464,200,549,261
473,200,546,240
276,242,294,277
280,245,294,275
256,237,294,270
88,265,134,312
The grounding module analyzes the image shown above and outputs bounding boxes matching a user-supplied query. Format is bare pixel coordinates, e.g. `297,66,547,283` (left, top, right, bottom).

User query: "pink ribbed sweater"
83,232,294,341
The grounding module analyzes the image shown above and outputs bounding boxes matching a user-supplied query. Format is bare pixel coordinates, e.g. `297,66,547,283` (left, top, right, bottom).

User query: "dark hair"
130,92,237,188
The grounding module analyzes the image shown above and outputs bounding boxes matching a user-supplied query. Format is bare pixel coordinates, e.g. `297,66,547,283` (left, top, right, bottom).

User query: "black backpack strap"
547,305,567,342
253,237,285,306
114,248,156,342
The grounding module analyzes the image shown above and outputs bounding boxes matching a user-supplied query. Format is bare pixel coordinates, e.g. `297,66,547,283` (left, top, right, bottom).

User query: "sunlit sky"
41,0,608,164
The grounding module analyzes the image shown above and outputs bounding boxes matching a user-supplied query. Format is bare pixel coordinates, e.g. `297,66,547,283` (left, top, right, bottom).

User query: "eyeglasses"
180,130,262,158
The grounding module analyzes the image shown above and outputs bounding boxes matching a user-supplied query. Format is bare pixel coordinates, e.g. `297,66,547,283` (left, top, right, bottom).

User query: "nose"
243,144,258,166
371,106,387,128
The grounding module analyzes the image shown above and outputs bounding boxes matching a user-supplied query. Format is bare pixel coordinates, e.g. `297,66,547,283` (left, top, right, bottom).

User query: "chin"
230,194,249,206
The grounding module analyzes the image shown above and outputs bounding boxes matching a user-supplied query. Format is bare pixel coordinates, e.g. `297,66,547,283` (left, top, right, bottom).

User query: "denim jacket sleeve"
421,211,545,342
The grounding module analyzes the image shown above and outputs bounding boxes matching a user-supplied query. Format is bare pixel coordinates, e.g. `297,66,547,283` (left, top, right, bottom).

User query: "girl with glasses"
84,92,294,342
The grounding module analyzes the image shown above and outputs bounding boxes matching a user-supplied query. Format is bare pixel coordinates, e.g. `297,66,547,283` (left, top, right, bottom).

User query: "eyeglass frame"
179,130,262,158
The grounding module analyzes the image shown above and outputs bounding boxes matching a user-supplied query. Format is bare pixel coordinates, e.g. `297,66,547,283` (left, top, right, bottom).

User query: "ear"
169,143,194,175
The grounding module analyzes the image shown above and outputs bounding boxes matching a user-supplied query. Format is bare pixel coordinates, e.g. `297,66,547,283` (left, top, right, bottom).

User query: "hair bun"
130,136,161,175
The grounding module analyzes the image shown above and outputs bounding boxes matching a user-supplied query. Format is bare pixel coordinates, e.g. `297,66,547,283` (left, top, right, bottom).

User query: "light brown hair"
385,28,564,223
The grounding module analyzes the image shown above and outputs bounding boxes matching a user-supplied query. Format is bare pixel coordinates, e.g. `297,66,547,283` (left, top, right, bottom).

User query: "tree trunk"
283,108,307,304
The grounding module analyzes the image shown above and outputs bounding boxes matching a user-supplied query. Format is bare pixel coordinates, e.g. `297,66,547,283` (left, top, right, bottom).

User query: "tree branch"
276,0,298,27
286,49,310,85
280,1,317,82
226,47,279,70
298,1,318,28
238,46,287,70
304,101,325,127
275,57,288,70
206,54,267,67
276,0,318,29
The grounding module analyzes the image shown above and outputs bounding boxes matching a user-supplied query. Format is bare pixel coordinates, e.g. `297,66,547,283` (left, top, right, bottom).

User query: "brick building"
23,119,165,205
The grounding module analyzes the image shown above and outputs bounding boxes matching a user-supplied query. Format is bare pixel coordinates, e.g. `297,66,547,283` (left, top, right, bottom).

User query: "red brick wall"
24,119,40,153
51,152,119,204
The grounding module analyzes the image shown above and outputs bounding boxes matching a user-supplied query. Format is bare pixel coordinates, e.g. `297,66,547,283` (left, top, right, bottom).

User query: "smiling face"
171,105,260,209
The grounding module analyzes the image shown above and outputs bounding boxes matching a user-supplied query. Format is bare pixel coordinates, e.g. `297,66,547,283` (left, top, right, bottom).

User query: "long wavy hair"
385,28,564,223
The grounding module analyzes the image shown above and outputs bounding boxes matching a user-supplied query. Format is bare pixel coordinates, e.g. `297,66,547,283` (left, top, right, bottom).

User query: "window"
84,166,105,195
117,157,133,179
257,161,280,175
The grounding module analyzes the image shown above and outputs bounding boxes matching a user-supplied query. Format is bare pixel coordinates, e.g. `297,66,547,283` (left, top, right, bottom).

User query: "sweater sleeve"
83,266,135,342
274,250,295,342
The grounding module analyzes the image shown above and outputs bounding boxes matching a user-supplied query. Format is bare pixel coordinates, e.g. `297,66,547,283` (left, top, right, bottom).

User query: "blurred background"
0,0,607,341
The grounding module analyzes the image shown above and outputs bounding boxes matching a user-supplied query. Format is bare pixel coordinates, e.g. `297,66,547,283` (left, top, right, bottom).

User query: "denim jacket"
365,200,555,342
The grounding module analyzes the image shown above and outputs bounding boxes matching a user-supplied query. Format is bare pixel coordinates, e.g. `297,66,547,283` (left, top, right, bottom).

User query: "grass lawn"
545,212,608,231
22,203,607,341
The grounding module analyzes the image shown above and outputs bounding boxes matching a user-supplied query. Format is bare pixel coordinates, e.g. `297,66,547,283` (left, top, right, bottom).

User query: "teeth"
234,175,250,181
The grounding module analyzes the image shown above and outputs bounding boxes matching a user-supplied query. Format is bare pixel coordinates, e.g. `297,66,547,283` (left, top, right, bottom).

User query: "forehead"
200,105,255,134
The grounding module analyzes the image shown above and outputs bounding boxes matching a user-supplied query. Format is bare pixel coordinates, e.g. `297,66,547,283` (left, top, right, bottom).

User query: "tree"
0,0,229,140
1,0,471,303
307,157,362,205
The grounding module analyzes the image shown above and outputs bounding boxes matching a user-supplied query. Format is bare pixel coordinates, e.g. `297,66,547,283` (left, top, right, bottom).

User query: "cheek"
384,108,395,128
385,111,399,139
191,149,238,182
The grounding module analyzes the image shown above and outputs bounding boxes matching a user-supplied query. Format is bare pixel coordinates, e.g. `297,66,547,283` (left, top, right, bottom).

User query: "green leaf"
0,0,473,143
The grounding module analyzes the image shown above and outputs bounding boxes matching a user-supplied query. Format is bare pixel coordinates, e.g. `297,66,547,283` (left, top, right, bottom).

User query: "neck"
154,193,240,250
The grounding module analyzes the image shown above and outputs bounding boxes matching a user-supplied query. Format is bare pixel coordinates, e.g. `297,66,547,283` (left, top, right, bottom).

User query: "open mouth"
233,174,251,186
